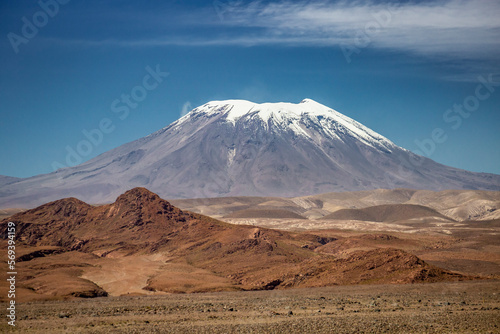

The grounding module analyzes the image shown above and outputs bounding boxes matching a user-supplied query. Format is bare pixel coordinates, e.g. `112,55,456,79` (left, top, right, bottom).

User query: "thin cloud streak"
211,0,500,59
46,1,500,61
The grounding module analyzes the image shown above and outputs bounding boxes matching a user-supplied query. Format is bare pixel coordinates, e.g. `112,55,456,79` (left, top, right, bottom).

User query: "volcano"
1,99,499,208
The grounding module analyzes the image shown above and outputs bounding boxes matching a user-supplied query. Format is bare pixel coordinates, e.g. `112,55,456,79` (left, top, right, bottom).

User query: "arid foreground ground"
1,281,498,333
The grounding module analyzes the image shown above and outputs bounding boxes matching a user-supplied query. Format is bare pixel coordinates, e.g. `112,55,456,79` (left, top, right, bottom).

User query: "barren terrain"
1,188,499,332
171,188,500,221
2,281,498,333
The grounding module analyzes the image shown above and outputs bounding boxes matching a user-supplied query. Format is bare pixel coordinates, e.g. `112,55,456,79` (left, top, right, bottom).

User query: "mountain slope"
1,99,499,208
0,175,21,188
321,204,452,222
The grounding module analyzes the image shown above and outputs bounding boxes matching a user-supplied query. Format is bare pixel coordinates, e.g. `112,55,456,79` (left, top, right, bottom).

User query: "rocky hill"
1,188,469,301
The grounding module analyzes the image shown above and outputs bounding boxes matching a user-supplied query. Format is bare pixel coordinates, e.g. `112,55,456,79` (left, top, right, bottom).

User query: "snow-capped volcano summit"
1,99,499,208
177,99,396,152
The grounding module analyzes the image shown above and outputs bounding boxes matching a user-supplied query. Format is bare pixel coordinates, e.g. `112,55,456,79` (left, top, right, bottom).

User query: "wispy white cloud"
180,101,192,117
48,1,500,64
205,0,500,59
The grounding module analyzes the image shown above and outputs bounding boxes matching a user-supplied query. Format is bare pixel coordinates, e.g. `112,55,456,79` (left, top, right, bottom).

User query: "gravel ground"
3,280,499,333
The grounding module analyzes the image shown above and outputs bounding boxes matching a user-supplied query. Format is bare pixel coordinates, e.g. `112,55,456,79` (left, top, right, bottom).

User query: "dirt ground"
2,280,498,333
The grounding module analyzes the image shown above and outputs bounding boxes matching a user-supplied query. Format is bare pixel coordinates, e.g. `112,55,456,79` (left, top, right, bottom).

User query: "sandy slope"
81,254,171,296
172,188,500,221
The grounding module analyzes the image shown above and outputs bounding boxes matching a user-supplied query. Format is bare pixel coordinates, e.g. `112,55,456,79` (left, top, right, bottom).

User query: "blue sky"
1,0,499,177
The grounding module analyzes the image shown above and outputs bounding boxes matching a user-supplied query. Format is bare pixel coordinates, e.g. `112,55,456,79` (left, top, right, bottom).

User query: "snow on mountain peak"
190,99,336,122
178,99,396,151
